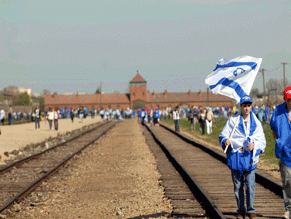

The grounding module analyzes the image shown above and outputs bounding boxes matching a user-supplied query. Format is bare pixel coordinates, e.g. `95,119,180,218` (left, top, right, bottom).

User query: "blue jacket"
219,112,265,172
270,102,291,167
139,110,147,118
153,110,160,118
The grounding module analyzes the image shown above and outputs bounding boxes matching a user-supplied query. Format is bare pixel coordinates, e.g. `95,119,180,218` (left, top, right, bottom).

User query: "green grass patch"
261,122,277,165
161,117,277,165
2,119,31,125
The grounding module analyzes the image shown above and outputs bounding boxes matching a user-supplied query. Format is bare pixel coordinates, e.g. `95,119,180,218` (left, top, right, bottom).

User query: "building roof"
147,91,232,103
44,93,130,105
130,72,147,83
100,93,130,104
44,94,100,105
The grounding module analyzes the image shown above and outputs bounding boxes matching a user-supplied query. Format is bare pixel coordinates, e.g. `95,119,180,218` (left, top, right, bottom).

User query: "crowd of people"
0,106,138,134
137,103,278,136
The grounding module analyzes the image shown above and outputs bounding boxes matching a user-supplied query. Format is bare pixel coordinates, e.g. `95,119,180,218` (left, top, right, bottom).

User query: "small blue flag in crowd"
205,56,262,103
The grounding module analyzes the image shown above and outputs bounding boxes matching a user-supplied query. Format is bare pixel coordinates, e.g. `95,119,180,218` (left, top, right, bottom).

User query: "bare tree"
42,89,51,95
281,78,289,90
266,78,282,94
250,88,259,96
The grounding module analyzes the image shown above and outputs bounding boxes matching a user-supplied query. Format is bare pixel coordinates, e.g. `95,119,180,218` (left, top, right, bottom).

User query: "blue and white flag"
205,56,262,103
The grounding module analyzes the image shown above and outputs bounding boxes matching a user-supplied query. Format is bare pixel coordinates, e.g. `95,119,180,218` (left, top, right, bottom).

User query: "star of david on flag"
205,56,262,103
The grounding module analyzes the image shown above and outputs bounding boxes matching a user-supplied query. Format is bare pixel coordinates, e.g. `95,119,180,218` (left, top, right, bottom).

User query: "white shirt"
173,110,179,120
47,111,54,120
54,111,59,119
35,109,40,118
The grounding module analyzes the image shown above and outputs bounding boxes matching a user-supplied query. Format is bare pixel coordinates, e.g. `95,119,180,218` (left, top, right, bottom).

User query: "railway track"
144,123,285,218
0,120,116,213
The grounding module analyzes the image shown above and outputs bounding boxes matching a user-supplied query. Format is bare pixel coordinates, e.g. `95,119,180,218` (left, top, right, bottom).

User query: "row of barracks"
44,72,233,111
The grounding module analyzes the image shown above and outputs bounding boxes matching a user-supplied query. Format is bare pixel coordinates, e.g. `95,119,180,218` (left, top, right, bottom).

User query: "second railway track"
144,123,285,218
0,120,116,213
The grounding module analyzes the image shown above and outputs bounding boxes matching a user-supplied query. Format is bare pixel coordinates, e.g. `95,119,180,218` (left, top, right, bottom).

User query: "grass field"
2,119,32,125
161,116,277,165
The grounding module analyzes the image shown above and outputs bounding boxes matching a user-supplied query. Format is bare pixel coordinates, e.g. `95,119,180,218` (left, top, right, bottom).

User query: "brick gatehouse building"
44,71,233,111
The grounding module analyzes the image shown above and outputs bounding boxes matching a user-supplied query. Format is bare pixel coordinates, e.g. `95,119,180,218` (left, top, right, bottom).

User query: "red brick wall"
130,86,147,109
99,103,130,111
45,103,130,111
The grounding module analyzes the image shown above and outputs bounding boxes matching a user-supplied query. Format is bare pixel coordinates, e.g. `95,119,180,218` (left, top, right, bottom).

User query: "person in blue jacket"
264,105,270,123
219,95,266,219
270,86,291,219
139,107,147,125
153,107,160,126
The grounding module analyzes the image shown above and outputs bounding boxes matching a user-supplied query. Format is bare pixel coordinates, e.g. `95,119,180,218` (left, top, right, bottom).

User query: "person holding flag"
270,86,291,219
219,95,266,219
206,56,266,219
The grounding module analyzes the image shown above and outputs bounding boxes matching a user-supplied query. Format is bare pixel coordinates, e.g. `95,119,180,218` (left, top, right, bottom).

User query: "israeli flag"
205,56,262,103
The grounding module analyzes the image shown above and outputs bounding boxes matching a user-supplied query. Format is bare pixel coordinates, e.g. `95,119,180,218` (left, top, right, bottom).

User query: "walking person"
46,107,54,131
206,107,215,135
34,106,41,129
197,106,203,133
149,108,153,126
0,108,5,134
79,107,84,123
153,107,160,126
139,107,147,125
190,106,198,131
70,108,75,123
91,107,95,118
198,108,206,135
188,106,194,130
270,86,291,219
219,95,266,219
8,105,13,125
54,108,59,131
173,106,180,132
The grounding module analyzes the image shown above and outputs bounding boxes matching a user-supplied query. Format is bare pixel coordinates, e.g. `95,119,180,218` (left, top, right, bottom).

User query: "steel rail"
0,121,108,175
144,124,226,218
0,121,116,213
160,124,283,198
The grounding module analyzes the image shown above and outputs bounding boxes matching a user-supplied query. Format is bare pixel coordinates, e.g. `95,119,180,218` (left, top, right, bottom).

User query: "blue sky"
0,0,290,95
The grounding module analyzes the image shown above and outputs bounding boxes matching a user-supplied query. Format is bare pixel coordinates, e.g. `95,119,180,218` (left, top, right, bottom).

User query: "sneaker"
283,211,289,219
249,213,256,219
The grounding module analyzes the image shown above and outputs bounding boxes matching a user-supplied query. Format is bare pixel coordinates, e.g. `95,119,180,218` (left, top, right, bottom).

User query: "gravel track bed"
3,119,172,219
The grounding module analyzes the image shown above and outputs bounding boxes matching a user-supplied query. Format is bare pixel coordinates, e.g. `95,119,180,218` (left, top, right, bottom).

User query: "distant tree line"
250,77,289,105
251,77,289,96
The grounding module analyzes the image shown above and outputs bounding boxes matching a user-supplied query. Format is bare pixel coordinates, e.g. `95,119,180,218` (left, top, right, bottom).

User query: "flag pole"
224,114,240,153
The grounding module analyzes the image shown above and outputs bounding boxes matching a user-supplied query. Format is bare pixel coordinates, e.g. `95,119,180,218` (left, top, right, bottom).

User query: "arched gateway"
133,100,145,110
